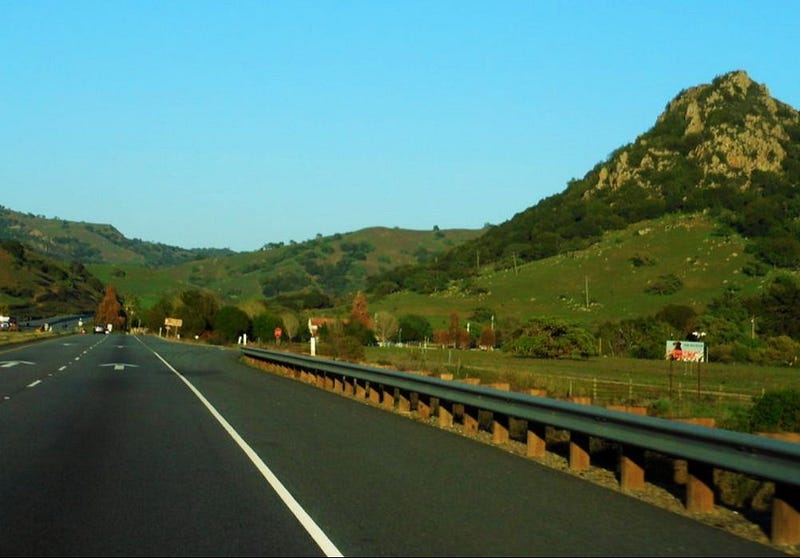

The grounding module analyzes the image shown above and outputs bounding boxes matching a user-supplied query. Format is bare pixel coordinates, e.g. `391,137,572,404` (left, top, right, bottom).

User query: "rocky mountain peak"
589,70,799,198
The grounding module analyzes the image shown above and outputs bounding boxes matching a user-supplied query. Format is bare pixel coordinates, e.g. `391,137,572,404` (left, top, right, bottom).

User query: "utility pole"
585,276,589,309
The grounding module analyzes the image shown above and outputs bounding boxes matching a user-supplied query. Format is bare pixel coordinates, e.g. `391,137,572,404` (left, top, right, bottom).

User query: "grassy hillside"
369,213,782,333
88,226,484,308
0,240,104,319
0,207,234,265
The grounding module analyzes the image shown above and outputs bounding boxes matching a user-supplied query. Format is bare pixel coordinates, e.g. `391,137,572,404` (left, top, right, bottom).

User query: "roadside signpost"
666,340,706,398
164,317,183,338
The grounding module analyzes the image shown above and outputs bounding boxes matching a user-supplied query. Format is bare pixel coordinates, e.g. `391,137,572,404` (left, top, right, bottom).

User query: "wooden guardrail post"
492,412,509,444
462,405,479,434
382,387,395,410
368,383,381,405
619,444,646,492
355,379,367,399
439,402,453,428
415,393,431,419
452,402,465,425
527,422,547,458
569,432,591,471
686,461,715,513
772,482,800,545
397,390,411,413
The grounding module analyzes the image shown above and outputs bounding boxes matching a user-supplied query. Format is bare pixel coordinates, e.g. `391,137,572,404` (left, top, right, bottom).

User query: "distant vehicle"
0,316,17,331
93,325,107,334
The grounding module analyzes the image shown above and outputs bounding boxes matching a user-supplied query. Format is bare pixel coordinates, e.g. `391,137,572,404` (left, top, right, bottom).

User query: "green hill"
87,226,485,308
369,212,774,333
0,239,104,319
0,207,234,266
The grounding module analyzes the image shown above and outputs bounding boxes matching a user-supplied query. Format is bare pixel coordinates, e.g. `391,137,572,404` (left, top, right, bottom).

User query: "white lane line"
147,347,344,558
58,366,67,371
27,380,42,388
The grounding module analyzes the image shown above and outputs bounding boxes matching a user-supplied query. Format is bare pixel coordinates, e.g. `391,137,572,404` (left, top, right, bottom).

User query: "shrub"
503,318,597,359
398,314,433,343
747,389,800,433
213,306,252,344
630,253,657,267
644,274,683,295
741,262,768,277
320,332,365,361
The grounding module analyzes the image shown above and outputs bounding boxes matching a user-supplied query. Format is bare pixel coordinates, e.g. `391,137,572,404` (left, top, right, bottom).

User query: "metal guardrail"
241,347,800,488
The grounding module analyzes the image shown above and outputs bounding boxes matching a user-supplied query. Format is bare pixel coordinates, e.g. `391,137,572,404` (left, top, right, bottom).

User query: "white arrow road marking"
100,363,139,371
0,361,35,368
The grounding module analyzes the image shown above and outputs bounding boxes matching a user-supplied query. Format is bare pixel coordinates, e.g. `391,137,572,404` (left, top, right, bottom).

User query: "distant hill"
0,207,483,314
0,207,235,266
377,70,800,292
87,226,485,308
0,239,104,319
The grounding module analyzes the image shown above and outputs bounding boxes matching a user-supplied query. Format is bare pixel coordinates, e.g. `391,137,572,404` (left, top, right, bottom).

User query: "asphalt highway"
0,334,786,556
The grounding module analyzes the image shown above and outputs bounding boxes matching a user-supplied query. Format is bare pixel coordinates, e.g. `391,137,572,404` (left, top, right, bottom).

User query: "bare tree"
373,311,399,346
281,312,300,341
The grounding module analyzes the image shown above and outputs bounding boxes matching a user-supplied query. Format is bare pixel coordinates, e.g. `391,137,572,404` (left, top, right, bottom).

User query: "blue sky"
2,1,798,252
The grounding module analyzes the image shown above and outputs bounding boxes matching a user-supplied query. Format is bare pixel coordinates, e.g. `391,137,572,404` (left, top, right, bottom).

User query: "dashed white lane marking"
27,380,42,388
144,343,344,558
58,366,67,371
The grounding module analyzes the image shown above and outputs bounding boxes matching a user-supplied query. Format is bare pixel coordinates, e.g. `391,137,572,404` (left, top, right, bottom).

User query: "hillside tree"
252,311,283,343
281,312,300,341
213,306,252,344
95,285,126,331
350,291,372,329
373,311,399,345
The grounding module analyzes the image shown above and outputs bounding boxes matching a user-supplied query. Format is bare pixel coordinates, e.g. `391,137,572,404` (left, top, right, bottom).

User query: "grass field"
260,339,798,430
0,331,59,347
370,214,777,331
